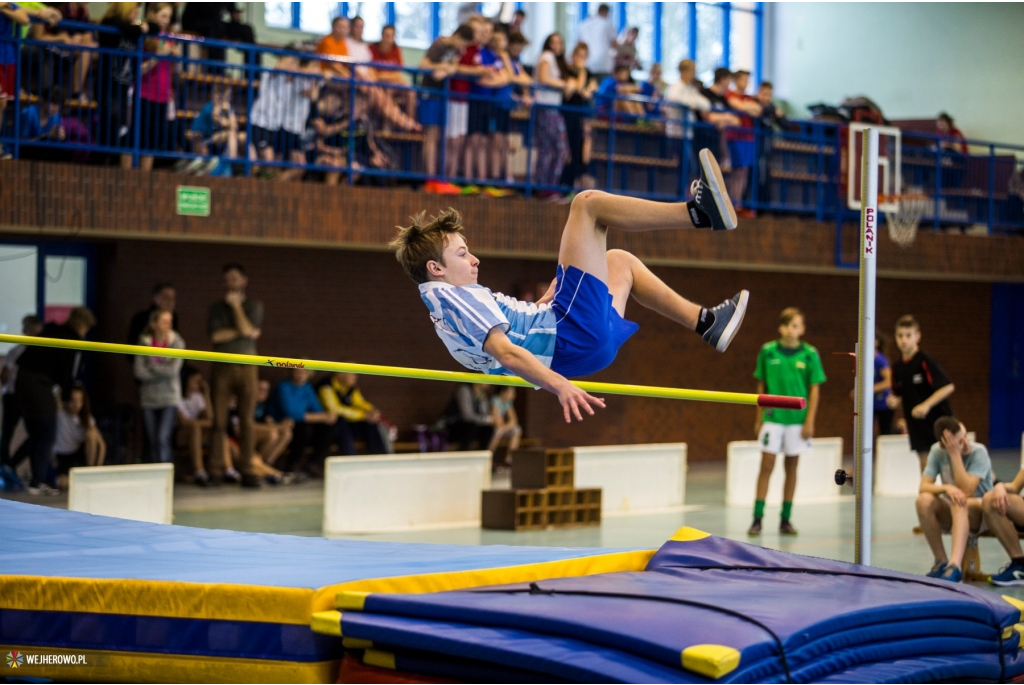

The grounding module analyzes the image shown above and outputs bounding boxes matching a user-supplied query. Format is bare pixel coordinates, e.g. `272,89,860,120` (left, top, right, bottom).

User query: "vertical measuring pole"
855,128,879,566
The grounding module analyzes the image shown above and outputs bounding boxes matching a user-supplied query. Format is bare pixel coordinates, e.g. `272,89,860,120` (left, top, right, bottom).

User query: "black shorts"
56,445,86,475
251,125,277,152
275,130,303,157
907,418,937,454
490,105,511,134
467,100,491,135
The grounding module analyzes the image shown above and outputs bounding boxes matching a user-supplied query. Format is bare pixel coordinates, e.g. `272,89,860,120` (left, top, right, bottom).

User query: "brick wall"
86,238,991,461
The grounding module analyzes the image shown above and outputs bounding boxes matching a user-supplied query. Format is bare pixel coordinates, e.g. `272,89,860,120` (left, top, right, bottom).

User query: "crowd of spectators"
0,2,982,207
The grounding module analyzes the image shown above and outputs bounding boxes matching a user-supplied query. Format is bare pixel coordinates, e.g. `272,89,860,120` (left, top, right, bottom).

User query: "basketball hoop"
881,194,929,248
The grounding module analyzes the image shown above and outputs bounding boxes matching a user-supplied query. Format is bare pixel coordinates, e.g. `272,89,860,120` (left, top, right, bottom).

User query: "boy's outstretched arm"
483,329,605,423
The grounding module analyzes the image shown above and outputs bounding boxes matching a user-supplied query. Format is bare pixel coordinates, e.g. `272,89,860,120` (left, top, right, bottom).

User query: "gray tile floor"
8,450,1023,600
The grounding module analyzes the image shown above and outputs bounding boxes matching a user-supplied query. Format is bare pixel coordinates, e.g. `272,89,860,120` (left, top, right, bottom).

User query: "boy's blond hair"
390,208,465,284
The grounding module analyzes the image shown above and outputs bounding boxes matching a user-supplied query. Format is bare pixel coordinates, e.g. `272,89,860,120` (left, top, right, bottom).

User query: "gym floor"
6,449,1022,601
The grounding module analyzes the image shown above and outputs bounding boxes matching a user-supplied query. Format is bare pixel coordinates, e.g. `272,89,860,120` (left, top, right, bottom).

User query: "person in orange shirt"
314,16,418,132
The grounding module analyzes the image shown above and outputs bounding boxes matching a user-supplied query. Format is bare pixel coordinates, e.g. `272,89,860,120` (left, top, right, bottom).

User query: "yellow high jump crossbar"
0,334,805,410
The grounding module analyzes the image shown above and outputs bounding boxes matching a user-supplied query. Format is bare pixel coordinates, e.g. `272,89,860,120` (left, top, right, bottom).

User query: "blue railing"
2,21,1022,236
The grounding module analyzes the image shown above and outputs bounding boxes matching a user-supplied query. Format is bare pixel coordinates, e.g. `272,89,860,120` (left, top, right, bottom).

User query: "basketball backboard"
847,122,902,213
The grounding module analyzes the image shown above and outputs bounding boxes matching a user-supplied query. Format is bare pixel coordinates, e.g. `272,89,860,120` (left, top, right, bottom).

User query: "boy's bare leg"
606,249,700,326
983,492,1024,558
916,492,951,563
559,190,699,284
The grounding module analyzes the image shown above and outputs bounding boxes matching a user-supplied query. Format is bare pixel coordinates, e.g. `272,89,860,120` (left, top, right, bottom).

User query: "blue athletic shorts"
418,97,442,127
549,265,639,378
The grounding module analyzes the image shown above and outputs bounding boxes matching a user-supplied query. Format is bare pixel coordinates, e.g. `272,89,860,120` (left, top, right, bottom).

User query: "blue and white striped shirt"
419,282,558,375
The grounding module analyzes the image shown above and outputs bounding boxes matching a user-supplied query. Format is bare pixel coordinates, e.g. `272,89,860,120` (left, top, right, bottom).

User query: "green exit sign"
176,186,211,217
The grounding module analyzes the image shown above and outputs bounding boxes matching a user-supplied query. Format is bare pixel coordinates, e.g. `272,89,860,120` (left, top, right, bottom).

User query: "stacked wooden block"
481,449,602,531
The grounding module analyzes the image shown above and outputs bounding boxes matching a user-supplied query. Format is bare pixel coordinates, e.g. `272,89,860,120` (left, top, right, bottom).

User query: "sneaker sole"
699,148,738,230
989,578,1024,586
715,290,749,353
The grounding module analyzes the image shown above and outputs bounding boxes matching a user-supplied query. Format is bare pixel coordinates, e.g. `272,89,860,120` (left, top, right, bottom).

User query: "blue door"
991,283,1024,449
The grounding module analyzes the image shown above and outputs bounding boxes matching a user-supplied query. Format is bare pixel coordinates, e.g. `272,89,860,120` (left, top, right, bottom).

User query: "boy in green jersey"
749,307,826,536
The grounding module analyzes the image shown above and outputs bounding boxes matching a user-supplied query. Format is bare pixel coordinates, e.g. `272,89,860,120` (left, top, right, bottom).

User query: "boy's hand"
944,484,967,507
992,483,1008,516
911,402,930,419
885,394,900,409
801,422,814,440
553,378,605,423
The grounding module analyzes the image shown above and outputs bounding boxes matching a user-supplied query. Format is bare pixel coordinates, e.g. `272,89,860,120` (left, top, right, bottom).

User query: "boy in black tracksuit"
888,315,954,470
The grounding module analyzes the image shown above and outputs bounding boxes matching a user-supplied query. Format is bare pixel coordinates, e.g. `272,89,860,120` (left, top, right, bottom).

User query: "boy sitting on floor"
391,149,748,422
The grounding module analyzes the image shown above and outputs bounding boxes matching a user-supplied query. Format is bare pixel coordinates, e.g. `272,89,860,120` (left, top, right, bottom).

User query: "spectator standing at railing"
97,2,154,169
578,4,616,83
700,68,742,175
560,41,596,191
647,63,667,96
534,32,571,198
725,70,762,216
316,16,350,78
449,15,492,188
418,23,473,194
249,49,319,181
0,2,31,160
936,112,968,155
754,80,783,207
465,20,511,191
180,2,233,67
502,30,530,184
371,24,415,119
664,59,710,138
138,3,181,173
133,308,183,465
596,64,646,119
485,27,525,191
614,26,641,73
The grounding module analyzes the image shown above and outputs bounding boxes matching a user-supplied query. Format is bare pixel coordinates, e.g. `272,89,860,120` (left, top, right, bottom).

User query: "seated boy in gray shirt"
916,416,992,584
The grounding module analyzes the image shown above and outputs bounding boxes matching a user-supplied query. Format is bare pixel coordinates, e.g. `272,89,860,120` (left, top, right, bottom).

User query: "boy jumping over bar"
391,150,748,422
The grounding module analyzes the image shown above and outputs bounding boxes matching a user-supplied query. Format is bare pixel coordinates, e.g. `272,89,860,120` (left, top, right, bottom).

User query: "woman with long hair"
134,308,184,464
533,33,572,197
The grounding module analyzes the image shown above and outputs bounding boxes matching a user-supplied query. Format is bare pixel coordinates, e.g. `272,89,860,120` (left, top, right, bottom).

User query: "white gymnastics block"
68,463,174,524
875,434,922,497
726,438,843,506
323,451,491,534
571,443,687,516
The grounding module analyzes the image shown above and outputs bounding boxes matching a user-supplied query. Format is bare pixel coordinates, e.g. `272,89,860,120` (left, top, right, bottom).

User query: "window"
345,1,390,41
394,1,431,48
695,3,725,85
264,1,293,29
730,7,756,75
661,2,690,82
624,2,655,73
437,2,463,37
299,1,341,34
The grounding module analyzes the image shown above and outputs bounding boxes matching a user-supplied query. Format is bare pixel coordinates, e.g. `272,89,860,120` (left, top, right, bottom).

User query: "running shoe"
939,564,963,583
925,559,948,578
483,186,514,198
779,519,799,536
747,518,762,536
224,468,241,484
424,180,462,195
193,469,210,487
689,148,738,231
27,483,61,496
990,561,1024,586
701,290,749,353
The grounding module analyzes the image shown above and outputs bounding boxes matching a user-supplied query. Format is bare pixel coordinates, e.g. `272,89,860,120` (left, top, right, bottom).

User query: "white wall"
768,3,1024,146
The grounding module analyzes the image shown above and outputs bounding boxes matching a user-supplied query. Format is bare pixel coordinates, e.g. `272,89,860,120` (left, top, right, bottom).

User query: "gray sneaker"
702,290,750,353
925,559,947,578
689,148,738,231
